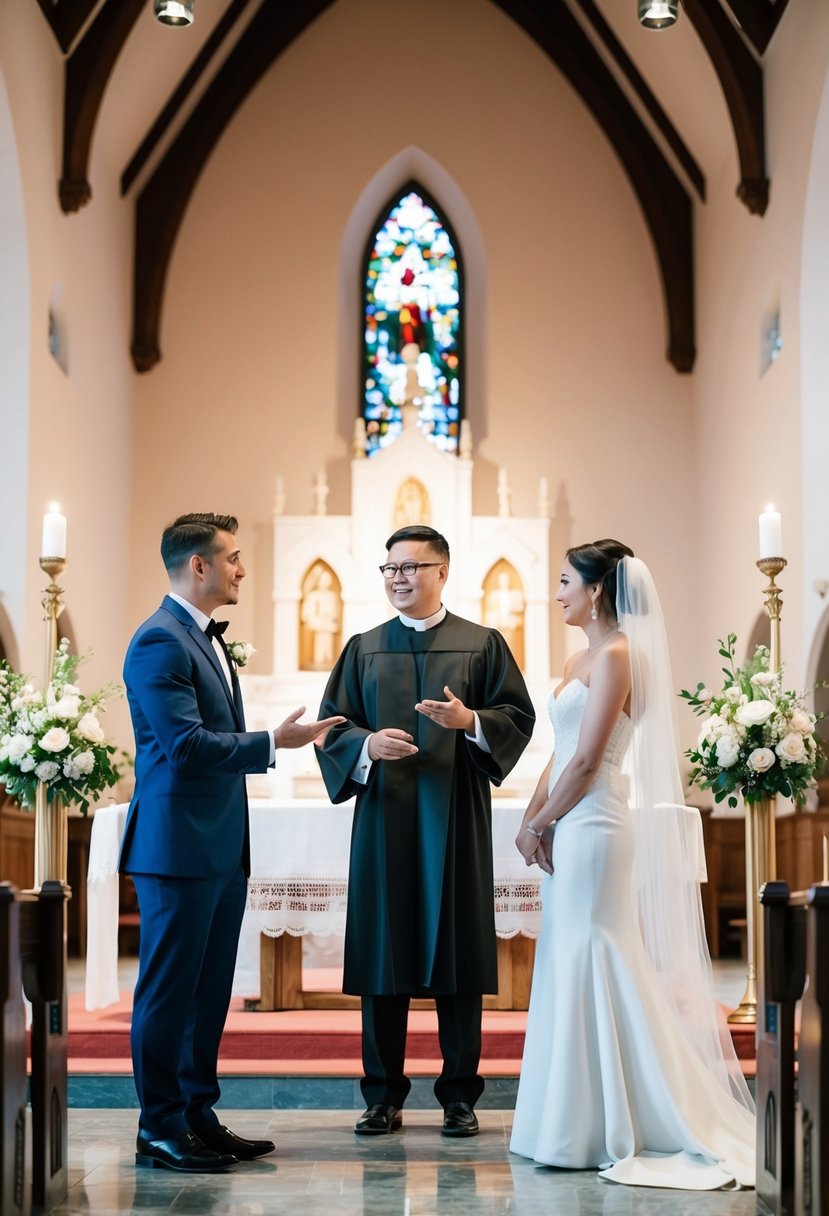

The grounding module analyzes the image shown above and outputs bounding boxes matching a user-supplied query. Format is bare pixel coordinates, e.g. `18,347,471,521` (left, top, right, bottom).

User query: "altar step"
64,989,755,1110
67,992,528,1071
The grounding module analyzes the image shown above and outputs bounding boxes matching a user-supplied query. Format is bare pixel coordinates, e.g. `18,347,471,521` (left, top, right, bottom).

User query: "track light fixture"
638,1,679,29
154,0,194,26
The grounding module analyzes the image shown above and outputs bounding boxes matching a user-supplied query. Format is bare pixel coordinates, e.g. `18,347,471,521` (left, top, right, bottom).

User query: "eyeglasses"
379,562,442,579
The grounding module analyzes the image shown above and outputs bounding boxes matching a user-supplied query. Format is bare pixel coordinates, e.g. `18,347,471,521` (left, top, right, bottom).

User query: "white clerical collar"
398,604,447,632
169,591,213,633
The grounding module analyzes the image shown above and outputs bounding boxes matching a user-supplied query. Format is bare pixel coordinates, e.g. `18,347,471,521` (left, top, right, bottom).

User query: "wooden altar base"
252,932,537,1012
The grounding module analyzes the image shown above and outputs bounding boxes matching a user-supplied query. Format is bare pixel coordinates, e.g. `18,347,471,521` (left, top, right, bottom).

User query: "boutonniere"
226,639,256,669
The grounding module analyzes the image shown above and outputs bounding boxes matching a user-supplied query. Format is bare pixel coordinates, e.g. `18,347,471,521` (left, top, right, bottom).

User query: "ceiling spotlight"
638,1,679,29
154,0,194,26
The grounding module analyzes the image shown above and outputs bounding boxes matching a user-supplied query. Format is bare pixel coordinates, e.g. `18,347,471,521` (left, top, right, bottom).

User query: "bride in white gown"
509,540,755,1190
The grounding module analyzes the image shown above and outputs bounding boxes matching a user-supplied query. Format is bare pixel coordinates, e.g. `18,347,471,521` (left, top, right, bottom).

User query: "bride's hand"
536,826,555,875
516,825,541,865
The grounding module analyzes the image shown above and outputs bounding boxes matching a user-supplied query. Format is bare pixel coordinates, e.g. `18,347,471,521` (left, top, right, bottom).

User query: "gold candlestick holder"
34,554,68,890
728,555,786,1026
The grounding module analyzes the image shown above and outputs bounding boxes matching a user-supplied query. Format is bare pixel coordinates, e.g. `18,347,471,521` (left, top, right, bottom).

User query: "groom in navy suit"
121,513,342,1173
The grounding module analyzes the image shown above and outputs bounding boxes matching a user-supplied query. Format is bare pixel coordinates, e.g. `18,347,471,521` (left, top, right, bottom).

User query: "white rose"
789,708,815,735
735,700,776,727
776,733,807,764
725,687,742,705
76,713,105,744
698,688,713,704
35,760,60,782
11,685,36,709
697,715,722,746
750,671,776,687
6,734,33,763
227,639,256,667
73,751,95,775
748,747,775,773
716,736,741,768
50,694,80,720
40,726,71,753
30,709,49,731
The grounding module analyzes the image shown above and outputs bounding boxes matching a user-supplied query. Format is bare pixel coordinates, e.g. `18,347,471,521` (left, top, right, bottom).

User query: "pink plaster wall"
0,0,134,745
128,0,698,702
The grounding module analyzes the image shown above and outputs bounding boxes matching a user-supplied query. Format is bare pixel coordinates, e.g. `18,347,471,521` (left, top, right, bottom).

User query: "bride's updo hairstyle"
566,539,634,621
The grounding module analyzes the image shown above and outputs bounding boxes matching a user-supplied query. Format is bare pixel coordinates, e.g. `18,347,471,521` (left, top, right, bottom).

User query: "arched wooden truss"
38,0,781,374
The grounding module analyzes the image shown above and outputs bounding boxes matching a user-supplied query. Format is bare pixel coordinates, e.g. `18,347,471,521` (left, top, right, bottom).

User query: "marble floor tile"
43,1109,760,1216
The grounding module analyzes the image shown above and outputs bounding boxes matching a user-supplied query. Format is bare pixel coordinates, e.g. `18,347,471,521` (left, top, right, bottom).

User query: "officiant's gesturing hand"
367,728,418,761
415,685,475,732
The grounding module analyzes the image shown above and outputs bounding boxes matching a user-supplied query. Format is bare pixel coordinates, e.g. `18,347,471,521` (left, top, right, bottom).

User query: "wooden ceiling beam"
132,0,335,372
721,0,790,56
494,0,695,372
35,0,101,54
59,0,146,212
683,0,769,214
574,0,706,202
121,0,253,197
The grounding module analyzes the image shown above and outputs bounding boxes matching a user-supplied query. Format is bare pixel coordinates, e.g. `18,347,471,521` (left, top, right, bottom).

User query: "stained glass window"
362,185,462,456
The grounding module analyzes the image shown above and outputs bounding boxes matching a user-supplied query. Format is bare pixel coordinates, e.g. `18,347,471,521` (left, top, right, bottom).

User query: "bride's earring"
591,601,598,621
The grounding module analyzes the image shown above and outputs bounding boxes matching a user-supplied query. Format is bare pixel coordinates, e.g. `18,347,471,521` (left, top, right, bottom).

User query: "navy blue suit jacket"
119,595,271,879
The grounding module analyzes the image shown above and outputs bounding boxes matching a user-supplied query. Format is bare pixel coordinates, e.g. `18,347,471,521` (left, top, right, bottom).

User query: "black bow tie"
205,619,229,641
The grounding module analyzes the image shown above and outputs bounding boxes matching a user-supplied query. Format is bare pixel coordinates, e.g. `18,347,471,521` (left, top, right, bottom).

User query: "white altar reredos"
241,424,555,798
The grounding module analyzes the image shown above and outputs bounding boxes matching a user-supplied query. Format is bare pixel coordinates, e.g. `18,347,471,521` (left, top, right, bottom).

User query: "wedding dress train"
509,680,755,1190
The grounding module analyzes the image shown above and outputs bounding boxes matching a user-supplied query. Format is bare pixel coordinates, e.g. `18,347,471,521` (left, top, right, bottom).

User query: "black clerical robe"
316,613,535,996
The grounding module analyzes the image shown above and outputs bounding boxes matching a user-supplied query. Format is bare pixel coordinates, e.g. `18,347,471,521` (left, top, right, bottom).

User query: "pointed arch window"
362,184,463,456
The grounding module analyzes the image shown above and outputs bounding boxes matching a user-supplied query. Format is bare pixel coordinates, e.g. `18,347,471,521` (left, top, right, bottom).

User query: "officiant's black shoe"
198,1124,276,1160
354,1104,403,1135
442,1102,479,1137
135,1130,237,1172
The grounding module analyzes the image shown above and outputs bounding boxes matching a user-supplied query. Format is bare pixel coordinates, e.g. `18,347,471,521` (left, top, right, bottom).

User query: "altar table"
85,799,542,1012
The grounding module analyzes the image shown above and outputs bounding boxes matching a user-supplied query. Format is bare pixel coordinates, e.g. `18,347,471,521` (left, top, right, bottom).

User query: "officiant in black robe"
316,526,534,1137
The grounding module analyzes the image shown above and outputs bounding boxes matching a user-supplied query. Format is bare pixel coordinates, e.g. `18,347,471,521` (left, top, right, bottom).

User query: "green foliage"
680,637,824,808
0,639,124,815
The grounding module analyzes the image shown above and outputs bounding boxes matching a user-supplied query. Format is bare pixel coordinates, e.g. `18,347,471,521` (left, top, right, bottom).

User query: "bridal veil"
616,555,754,1117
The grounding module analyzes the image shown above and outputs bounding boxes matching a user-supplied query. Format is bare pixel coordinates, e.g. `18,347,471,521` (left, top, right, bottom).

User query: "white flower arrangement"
0,639,123,814
681,633,824,808
226,639,255,668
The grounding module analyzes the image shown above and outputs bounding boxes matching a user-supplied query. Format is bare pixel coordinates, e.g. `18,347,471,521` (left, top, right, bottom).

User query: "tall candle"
41,503,67,558
823,834,828,884
758,505,782,559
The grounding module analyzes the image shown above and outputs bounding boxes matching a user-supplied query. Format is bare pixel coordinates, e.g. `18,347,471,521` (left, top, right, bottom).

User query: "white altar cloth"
85,798,542,1010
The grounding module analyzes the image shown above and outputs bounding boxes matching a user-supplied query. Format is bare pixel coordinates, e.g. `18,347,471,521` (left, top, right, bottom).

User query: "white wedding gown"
510,680,756,1190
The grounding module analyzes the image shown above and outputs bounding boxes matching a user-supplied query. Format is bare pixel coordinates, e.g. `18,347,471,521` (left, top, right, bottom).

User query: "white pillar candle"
758,505,782,559
41,503,67,558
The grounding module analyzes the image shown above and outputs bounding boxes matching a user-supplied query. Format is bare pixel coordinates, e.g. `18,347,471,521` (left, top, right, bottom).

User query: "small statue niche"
299,560,343,671
482,559,526,669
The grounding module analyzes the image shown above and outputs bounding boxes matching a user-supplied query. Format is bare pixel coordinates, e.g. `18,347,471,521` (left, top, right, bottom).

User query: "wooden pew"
797,884,829,1216
0,883,29,1215
757,881,806,1216
18,882,68,1211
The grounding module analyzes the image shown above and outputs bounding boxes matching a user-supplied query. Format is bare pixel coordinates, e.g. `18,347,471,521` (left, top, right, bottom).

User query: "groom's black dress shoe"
442,1102,479,1137
198,1124,276,1160
354,1104,403,1135
135,1130,237,1172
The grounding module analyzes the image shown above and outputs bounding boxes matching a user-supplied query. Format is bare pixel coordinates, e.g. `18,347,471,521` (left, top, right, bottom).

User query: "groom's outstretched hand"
274,706,345,749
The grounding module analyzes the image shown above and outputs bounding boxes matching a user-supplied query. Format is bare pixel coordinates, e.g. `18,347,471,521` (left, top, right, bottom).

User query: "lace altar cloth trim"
245,878,542,938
